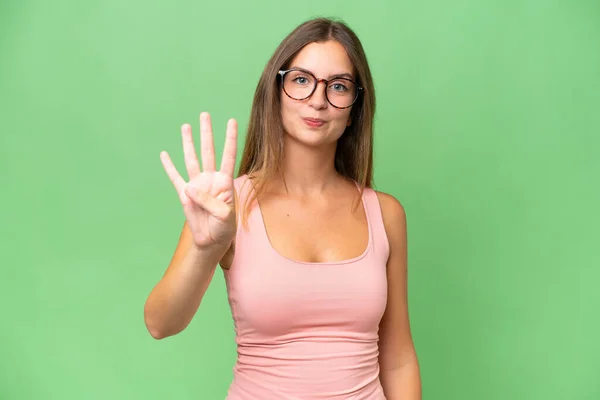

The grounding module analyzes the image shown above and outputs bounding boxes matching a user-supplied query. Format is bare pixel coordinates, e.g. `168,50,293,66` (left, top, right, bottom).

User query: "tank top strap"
360,186,391,262
228,174,260,273
234,174,252,203
233,174,259,232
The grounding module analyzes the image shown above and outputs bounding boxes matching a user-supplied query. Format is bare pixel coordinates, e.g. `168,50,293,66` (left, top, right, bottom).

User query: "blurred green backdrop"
1,0,599,399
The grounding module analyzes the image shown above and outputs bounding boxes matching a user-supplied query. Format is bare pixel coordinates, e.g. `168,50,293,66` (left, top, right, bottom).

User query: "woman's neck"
275,137,340,196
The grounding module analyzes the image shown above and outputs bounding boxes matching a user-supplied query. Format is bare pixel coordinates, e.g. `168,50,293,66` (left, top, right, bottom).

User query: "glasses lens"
325,78,357,108
282,70,359,108
283,70,315,100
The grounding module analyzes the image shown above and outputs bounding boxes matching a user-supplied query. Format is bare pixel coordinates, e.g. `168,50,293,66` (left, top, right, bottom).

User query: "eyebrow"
291,66,355,80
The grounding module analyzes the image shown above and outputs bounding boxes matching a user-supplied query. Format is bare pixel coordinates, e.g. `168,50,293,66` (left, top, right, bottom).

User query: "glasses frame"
278,68,364,109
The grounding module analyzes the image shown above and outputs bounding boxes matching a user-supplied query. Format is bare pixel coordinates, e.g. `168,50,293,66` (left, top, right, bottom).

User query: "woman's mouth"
302,117,326,128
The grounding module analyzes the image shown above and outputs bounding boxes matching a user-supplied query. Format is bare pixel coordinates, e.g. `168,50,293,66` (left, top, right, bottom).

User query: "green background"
1,0,599,399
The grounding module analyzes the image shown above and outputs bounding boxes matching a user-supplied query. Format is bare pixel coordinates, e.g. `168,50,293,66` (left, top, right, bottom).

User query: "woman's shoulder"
373,190,405,218
233,174,255,198
234,173,250,187
372,190,407,239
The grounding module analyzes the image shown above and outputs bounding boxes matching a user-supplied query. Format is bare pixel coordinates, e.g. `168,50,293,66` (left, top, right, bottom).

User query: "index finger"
219,118,238,177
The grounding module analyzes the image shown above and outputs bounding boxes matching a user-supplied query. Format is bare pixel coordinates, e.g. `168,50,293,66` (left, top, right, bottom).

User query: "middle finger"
200,112,216,172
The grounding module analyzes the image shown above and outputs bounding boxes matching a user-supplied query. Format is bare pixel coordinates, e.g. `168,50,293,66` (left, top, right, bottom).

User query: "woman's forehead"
290,41,354,77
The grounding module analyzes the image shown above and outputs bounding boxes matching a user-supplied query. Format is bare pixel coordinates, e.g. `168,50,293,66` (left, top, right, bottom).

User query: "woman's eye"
331,83,348,92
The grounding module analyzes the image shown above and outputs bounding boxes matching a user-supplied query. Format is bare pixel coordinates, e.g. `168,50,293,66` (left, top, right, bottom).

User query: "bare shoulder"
373,190,407,263
374,190,407,232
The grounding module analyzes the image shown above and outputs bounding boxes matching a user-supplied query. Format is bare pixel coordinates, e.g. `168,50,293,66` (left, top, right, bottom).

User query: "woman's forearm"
143,233,229,339
380,360,422,400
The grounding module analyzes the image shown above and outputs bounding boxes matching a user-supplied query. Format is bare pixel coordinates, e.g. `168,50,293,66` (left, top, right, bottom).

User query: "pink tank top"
223,174,390,399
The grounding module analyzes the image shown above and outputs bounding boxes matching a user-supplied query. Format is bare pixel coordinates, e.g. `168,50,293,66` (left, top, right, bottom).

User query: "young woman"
144,17,421,400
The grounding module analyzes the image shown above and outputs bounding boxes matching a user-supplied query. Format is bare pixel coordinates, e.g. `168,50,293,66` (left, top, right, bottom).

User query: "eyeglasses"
278,68,363,109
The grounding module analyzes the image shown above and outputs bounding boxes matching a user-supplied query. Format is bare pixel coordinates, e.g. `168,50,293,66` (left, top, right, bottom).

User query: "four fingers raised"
161,112,238,191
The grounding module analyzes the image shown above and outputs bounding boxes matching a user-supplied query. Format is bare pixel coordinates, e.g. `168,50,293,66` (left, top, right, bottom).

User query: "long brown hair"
237,17,376,227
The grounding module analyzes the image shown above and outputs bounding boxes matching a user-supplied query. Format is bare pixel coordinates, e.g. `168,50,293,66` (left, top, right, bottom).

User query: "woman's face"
280,40,356,148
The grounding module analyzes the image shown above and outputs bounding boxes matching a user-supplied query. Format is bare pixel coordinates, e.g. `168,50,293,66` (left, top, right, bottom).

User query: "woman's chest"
258,196,369,264
227,253,388,338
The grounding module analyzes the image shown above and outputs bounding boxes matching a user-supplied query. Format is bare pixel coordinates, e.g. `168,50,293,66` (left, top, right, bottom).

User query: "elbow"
143,309,186,340
145,320,168,340
148,328,168,340
143,302,171,340
146,323,184,340
143,294,190,340
144,315,168,340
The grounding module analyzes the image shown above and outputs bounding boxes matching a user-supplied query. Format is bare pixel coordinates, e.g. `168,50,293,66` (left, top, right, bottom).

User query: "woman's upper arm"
375,191,418,370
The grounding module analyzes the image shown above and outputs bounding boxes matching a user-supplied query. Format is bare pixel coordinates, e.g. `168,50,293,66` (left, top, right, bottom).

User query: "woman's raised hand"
160,112,238,249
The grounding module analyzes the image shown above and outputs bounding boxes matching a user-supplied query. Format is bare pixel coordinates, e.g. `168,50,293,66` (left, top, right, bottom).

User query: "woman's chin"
285,130,336,148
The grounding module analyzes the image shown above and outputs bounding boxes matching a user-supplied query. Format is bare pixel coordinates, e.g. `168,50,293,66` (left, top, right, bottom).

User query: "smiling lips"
302,117,326,128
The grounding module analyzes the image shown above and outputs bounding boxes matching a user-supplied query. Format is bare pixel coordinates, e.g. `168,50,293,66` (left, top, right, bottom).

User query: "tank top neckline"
248,177,374,266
